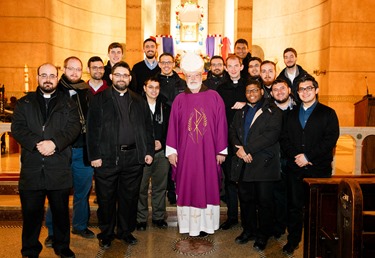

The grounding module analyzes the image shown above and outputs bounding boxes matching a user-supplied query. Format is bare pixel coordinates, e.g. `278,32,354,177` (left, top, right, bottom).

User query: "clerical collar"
231,77,240,84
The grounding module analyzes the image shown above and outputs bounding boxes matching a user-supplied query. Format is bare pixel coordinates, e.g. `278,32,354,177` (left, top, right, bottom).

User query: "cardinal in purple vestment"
166,52,228,236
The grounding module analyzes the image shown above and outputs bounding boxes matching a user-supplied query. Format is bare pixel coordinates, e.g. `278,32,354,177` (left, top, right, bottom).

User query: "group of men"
11,37,340,258
203,43,339,254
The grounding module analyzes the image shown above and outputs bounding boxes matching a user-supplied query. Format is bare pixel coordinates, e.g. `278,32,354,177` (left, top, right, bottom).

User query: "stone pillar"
126,0,143,66
236,0,253,48
156,0,171,35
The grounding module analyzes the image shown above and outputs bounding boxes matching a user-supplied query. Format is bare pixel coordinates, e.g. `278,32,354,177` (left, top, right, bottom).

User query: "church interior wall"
252,0,375,126
0,0,374,126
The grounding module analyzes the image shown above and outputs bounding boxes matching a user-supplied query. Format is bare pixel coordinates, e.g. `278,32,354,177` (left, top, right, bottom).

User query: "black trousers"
19,188,71,256
222,153,239,221
273,163,288,236
238,180,275,240
286,171,305,246
95,149,143,241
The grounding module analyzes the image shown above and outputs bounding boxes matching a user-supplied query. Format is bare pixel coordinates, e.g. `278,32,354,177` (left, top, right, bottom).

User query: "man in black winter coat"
277,48,309,102
12,63,80,258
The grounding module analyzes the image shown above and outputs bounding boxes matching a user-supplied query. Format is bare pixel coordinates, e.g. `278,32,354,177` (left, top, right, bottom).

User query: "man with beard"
217,55,247,231
103,42,124,86
248,57,262,80
166,52,228,237
234,39,252,80
270,79,296,240
260,60,277,99
12,63,80,258
44,57,95,247
277,48,308,102
87,61,154,248
87,56,108,95
229,79,282,251
203,55,229,90
132,38,161,95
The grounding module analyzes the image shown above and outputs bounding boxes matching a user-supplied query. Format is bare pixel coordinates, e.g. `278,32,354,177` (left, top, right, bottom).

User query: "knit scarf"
59,74,89,91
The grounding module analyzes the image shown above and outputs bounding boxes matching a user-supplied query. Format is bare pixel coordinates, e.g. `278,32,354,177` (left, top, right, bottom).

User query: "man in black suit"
280,74,340,255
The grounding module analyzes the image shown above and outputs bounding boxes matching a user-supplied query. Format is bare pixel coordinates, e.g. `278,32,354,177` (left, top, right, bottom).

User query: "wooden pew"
303,175,375,258
338,178,375,258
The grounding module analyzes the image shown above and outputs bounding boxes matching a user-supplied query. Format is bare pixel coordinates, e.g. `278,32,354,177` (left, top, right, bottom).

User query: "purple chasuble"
166,89,228,208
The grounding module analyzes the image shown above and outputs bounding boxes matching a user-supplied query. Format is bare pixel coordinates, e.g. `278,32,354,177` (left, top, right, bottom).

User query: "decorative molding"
319,95,363,103
238,28,252,33
238,6,253,11
126,26,142,31
126,5,141,9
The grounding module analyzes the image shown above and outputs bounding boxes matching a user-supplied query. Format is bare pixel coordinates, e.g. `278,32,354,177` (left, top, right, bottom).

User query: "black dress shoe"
235,232,256,244
99,238,111,249
44,235,54,248
123,233,138,245
198,231,208,237
283,242,299,254
72,228,95,238
152,219,168,229
137,222,147,231
55,248,75,258
219,219,238,230
253,238,268,251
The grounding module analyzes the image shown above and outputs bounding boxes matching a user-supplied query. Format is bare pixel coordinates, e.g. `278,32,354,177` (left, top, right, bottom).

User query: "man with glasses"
280,75,339,255
203,55,229,91
229,79,282,251
12,63,80,258
87,61,154,248
157,53,186,106
132,38,161,95
248,57,262,80
166,52,227,237
157,53,186,205
45,56,95,247
87,56,108,95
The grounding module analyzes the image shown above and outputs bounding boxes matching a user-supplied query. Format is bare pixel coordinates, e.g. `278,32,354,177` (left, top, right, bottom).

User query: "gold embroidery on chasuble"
187,107,208,143
178,209,188,221
206,207,214,221
191,209,201,223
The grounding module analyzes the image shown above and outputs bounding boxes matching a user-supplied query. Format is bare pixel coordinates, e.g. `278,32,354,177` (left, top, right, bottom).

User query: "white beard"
187,82,200,90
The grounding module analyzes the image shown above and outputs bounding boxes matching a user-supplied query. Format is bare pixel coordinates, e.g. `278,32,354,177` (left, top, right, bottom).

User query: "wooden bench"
303,175,375,258
338,178,375,258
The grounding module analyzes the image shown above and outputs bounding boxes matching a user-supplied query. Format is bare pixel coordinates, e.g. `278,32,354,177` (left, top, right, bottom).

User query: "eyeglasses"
38,74,57,80
65,67,82,72
113,73,130,79
246,88,260,94
298,86,315,93
90,66,104,71
159,61,174,66
211,63,223,67
186,73,202,79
